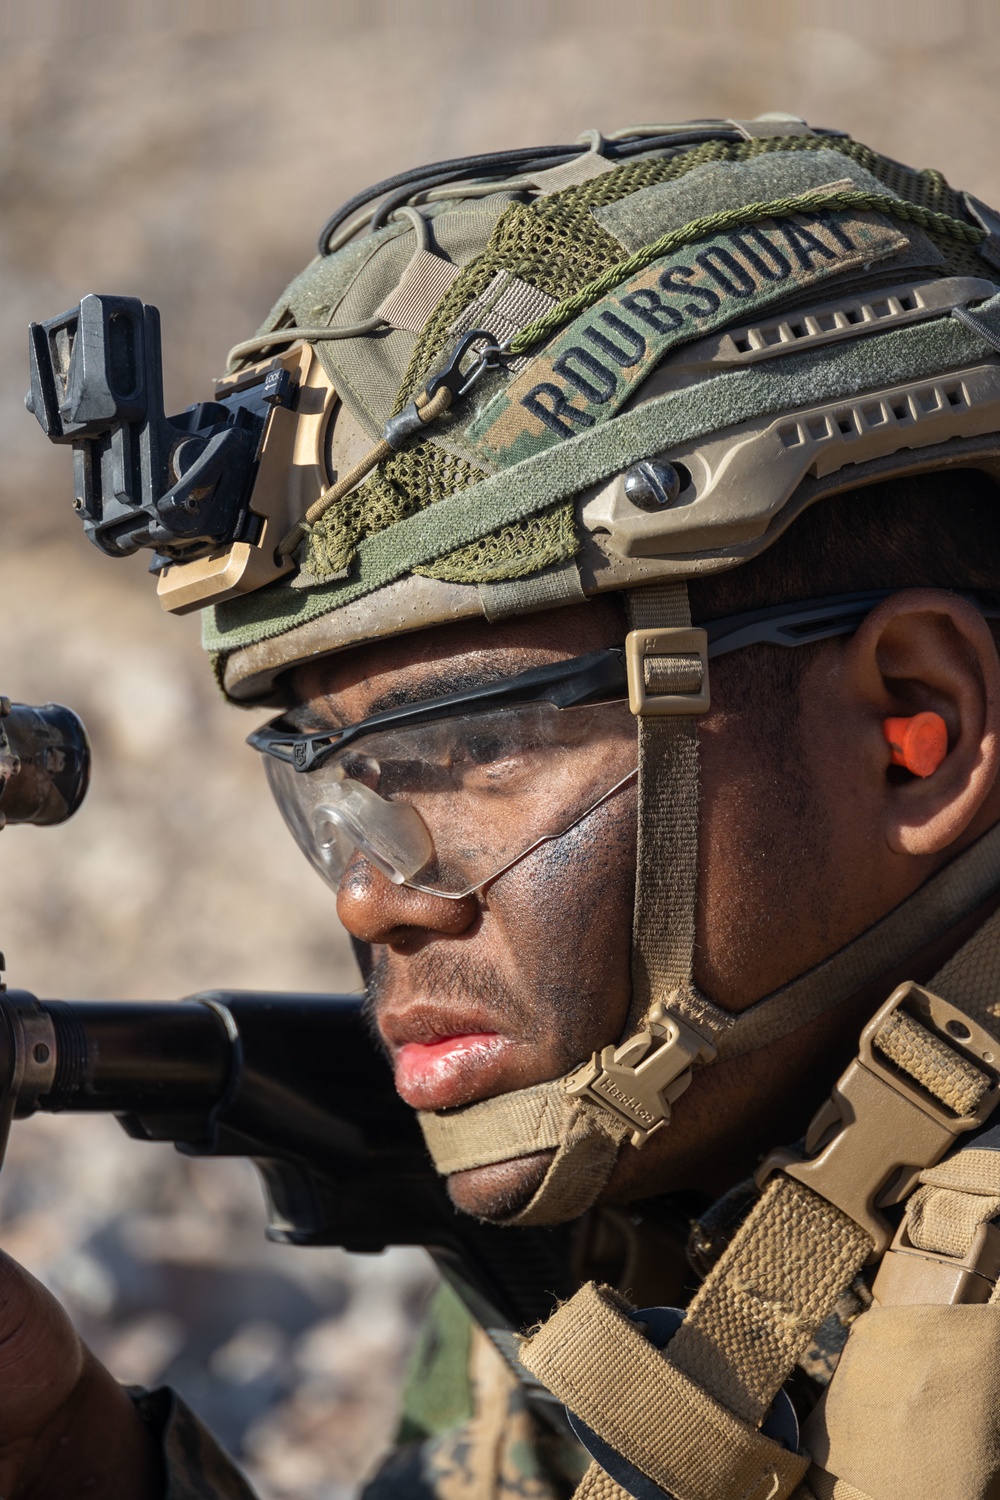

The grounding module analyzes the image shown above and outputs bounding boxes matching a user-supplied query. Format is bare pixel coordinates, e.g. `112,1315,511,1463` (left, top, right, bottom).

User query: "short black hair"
689,468,1000,620
687,467,1000,719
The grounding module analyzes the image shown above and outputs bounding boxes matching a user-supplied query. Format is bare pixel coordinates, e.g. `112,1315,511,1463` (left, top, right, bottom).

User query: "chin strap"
420,580,709,1225
418,577,1000,1227
420,1075,632,1225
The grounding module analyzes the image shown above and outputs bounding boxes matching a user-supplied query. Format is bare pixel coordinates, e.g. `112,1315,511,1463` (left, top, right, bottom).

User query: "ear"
848,589,1000,856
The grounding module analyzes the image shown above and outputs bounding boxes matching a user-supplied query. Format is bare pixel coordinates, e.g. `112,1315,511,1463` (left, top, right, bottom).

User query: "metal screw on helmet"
623,460,684,510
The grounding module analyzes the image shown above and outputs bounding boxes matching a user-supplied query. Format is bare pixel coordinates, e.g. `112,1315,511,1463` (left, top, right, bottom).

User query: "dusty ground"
0,5,998,1494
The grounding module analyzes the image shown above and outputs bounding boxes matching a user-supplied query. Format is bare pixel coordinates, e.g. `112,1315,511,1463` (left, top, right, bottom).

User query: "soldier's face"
286,601,905,1220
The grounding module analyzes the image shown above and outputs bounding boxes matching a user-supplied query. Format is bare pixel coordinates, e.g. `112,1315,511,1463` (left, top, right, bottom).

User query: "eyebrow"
288,664,522,732
365,667,516,717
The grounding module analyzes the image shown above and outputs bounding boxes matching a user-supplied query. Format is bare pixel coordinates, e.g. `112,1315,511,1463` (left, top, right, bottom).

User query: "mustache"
361,943,531,1050
360,942,600,1056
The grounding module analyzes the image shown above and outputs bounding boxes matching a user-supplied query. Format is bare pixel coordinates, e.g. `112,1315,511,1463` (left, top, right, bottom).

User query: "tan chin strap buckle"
624,626,710,716
757,981,1000,1257
564,1012,717,1147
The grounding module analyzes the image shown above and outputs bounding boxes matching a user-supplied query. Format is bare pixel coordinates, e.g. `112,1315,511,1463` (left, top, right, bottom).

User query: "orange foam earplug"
883,712,948,778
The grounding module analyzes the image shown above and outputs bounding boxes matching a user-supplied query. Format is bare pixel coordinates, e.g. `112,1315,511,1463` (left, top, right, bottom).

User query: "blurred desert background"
0,3,998,1495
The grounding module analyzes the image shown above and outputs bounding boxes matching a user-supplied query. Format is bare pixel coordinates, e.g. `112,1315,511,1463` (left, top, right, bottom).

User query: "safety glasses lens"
264,698,636,897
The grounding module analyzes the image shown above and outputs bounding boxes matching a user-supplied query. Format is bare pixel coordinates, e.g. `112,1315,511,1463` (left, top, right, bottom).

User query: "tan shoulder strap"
520,910,1000,1499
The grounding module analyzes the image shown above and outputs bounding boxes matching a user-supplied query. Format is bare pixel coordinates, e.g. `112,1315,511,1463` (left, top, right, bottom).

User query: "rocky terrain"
0,7,997,1494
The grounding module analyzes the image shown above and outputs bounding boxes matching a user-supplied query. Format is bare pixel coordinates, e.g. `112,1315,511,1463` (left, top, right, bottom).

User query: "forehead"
288,597,626,719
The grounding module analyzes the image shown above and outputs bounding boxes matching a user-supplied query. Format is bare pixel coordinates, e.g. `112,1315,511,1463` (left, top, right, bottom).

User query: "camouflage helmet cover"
200,116,1000,707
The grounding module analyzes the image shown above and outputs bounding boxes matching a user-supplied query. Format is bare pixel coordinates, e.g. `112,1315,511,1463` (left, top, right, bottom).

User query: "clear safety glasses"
249,589,1000,902
249,650,637,899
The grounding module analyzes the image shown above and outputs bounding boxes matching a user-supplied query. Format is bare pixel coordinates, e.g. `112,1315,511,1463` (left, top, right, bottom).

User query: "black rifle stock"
0,988,575,1341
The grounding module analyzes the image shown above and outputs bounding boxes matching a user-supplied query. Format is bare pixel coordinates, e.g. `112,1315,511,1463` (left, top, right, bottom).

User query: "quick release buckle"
756,982,1000,1257
565,1012,717,1147
624,627,710,716
872,1216,1000,1307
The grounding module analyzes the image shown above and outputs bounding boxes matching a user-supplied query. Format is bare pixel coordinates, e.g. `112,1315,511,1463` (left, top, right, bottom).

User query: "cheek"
696,711,842,1008
484,784,637,1053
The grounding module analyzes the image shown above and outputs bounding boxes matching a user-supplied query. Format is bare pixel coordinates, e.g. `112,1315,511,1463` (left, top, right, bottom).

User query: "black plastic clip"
381,329,511,452
425,328,511,402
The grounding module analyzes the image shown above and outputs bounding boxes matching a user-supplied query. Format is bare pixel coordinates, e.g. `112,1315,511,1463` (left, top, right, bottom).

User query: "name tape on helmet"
465,208,915,468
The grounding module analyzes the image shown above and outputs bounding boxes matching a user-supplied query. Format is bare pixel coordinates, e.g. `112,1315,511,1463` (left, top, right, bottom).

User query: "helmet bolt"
623,460,684,510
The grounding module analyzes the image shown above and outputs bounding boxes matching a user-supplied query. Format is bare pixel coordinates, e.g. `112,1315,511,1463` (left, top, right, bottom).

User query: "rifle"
0,984,576,1350
0,695,575,1395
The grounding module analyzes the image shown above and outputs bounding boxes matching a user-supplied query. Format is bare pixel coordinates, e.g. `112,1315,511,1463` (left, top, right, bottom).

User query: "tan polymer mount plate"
155,342,336,615
580,277,1000,566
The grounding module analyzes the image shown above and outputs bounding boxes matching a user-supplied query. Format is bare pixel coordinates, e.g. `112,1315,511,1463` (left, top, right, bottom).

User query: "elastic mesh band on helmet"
417,496,580,584
400,135,971,403
306,439,485,580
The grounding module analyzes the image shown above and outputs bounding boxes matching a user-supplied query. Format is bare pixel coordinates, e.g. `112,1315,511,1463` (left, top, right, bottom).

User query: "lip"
377,1002,516,1109
393,1032,510,1109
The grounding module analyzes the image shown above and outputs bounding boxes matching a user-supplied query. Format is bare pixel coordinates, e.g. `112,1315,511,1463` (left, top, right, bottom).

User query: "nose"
336,850,479,948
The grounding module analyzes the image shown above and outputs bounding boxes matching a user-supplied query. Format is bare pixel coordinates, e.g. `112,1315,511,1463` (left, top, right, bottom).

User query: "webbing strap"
666,1175,871,1427
521,909,1000,1500
521,1279,811,1500
887,904,1000,1271
375,247,462,333
874,1007,992,1116
418,1081,629,1228
523,1207,883,1499
627,583,701,1034
521,1180,867,1500
922,898,1000,1027
419,1078,572,1173
907,1150,1000,1261
572,1467,631,1500
894,1012,1000,1263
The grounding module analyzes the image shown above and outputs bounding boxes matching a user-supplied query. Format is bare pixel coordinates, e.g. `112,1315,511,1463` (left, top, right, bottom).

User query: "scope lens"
0,702,91,826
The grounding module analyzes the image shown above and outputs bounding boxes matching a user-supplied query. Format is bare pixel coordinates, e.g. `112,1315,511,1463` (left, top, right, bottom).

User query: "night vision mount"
27,294,266,564
26,295,327,614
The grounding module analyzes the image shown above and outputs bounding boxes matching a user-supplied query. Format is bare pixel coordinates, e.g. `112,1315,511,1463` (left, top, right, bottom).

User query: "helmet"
33,114,1000,1225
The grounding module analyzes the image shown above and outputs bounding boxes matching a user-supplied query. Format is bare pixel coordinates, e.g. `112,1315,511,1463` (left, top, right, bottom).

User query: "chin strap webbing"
420,1076,630,1227
520,906,1000,1500
418,581,705,1227
625,580,703,1031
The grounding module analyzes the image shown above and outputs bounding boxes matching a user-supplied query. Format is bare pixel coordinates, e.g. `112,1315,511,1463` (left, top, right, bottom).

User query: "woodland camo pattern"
362,1322,587,1500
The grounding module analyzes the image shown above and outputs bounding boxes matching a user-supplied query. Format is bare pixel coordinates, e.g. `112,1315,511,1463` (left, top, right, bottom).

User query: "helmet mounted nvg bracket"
25,293,306,609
